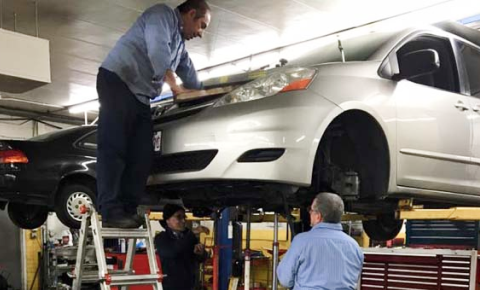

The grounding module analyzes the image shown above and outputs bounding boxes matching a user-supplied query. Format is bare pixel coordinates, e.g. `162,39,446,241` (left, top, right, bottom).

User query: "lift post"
271,213,279,290
244,206,251,290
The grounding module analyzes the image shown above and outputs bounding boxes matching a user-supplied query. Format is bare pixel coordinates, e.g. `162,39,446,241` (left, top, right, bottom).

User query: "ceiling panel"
0,0,478,125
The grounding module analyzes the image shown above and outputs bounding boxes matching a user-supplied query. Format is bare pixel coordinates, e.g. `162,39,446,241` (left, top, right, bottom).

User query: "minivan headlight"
213,67,316,107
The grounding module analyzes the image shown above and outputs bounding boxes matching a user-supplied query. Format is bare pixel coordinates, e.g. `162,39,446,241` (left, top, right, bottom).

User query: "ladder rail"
72,213,89,290
120,238,136,290
90,210,111,290
125,238,136,272
145,212,163,290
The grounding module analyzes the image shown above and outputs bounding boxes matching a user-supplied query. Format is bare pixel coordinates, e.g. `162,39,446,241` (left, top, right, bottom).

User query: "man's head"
163,204,186,231
309,192,344,227
177,0,211,41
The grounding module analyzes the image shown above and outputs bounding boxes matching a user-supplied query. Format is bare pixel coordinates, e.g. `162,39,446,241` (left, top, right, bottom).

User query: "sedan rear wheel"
7,203,48,229
55,183,96,229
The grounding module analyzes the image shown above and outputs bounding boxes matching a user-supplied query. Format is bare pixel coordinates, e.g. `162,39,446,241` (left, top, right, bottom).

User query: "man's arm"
144,6,174,85
276,236,303,288
193,244,208,262
164,69,187,95
191,233,208,262
175,49,202,90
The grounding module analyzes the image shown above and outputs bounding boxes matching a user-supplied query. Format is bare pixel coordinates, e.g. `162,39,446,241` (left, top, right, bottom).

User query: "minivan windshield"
290,30,398,66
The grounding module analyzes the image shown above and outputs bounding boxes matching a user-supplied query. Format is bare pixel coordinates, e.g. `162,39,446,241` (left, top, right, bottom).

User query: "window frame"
452,37,480,99
379,30,467,95
74,130,97,151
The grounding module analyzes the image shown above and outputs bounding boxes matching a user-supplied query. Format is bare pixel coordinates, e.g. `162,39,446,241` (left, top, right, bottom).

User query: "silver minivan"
149,23,480,240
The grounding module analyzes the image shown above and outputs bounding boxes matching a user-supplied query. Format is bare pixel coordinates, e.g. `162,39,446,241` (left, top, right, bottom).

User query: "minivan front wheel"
8,203,48,229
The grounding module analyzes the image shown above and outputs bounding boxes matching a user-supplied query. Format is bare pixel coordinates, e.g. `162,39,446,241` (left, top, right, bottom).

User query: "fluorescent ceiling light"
67,84,98,114
68,100,99,114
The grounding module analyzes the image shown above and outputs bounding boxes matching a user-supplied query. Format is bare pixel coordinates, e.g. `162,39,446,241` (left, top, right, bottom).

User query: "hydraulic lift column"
244,206,251,290
272,213,279,290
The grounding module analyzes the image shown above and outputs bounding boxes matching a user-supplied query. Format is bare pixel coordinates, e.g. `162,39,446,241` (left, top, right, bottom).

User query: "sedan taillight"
0,149,29,164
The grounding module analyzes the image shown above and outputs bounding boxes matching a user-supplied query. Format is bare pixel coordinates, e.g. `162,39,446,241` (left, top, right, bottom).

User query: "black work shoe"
131,214,146,226
103,216,141,228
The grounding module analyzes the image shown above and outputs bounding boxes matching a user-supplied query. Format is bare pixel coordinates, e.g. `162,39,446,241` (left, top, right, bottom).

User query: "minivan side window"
77,132,97,150
456,41,480,98
397,35,459,93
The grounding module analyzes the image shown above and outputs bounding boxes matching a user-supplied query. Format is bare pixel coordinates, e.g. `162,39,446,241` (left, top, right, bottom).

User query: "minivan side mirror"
393,49,440,81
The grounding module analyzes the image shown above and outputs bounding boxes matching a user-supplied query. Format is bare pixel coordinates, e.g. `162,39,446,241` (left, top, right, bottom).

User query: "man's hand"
192,226,210,235
164,69,183,94
194,243,205,255
164,69,194,95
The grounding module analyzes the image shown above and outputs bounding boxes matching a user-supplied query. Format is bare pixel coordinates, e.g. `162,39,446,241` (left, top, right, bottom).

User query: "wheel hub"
67,192,93,221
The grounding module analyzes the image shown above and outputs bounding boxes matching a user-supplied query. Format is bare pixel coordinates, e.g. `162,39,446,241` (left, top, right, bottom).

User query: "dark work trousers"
96,68,153,219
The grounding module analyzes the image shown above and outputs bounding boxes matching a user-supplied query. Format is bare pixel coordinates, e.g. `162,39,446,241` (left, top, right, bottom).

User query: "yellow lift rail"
341,199,480,222
397,198,480,220
149,212,210,221
147,200,480,223
148,209,300,223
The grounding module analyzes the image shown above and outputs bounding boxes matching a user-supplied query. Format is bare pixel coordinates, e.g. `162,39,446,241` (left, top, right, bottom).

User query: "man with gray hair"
277,192,364,290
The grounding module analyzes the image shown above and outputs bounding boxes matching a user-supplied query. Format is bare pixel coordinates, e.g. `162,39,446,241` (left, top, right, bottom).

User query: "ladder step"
110,274,160,286
79,272,160,285
101,228,150,239
79,270,134,283
79,272,101,283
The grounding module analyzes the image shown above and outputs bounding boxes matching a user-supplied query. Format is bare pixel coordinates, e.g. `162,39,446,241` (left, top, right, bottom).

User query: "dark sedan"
0,126,97,229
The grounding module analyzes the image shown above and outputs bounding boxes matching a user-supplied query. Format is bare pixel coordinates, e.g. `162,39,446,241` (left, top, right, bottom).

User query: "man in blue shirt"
277,192,364,290
96,0,211,228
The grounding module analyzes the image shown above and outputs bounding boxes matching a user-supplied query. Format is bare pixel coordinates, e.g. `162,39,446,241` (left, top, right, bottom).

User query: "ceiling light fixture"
68,100,99,114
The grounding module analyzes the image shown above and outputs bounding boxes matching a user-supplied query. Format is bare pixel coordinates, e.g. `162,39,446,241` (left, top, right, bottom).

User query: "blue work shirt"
101,4,201,105
277,222,364,290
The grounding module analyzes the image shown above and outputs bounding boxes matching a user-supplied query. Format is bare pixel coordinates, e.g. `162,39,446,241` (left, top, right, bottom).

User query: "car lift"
341,198,480,222
148,207,289,290
397,198,480,220
343,199,480,290
238,200,480,290
74,197,480,290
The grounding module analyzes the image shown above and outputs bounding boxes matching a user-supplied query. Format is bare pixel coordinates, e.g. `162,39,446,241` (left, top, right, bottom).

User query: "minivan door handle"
454,100,470,111
472,104,480,112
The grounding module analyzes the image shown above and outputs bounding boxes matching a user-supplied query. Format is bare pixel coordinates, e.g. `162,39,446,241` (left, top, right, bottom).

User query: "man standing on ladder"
96,0,211,228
